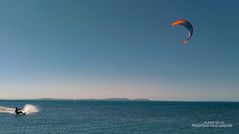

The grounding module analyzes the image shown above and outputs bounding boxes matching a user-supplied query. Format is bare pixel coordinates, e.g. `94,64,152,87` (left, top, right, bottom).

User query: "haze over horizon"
0,0,238,101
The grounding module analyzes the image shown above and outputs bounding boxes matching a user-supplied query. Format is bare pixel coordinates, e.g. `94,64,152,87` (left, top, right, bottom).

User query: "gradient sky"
0,0,238,100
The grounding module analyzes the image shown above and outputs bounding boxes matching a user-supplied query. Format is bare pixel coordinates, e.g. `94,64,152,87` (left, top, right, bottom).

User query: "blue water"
0,100,238,134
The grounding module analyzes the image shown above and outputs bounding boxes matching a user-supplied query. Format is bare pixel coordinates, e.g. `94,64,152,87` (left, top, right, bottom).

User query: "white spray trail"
0,106,15,114
0,104,39,115
22,104,39,114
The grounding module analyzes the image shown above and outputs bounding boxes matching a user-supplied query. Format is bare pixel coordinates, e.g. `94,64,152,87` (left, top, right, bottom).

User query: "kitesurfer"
15,107,25,115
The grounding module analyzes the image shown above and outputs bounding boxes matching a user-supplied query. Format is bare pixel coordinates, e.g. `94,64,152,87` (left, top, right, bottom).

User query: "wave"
0,104,39,115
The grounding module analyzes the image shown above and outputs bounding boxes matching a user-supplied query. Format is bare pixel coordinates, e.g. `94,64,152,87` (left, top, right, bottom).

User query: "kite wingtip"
182,40,188,45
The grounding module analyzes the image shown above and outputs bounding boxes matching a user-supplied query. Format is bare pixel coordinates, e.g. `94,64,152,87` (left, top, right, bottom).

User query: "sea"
0,100,238,134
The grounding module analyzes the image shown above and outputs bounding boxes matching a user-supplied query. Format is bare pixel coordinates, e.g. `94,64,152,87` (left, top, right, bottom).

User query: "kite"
171,20,193,45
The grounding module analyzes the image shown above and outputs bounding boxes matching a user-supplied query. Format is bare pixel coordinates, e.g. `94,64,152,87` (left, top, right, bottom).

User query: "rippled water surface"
0,100,238,134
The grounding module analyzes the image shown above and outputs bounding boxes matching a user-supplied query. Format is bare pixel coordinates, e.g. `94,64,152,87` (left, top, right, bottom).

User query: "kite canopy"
171,20,193,45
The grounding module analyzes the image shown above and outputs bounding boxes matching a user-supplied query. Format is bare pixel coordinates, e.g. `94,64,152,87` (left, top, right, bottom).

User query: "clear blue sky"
0,0,238,100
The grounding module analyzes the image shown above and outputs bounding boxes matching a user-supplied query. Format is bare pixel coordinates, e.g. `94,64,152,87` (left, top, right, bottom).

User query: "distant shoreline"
0,98,238,102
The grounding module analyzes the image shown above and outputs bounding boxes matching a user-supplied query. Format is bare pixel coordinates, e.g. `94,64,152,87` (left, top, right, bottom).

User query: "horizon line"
0,98,238,102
